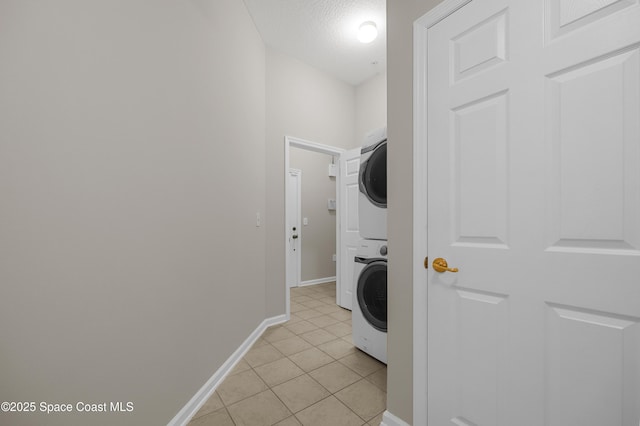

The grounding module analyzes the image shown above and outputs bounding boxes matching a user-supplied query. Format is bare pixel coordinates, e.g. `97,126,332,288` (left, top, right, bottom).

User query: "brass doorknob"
432,258,458,273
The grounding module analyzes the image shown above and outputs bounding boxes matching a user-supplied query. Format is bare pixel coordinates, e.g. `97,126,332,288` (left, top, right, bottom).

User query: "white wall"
0,1,266,425
290,149,337,282
265,49,357,316
356,73,388,145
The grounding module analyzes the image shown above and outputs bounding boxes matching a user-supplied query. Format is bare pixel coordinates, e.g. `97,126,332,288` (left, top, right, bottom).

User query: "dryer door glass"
361,143,387,207
357,261,387,332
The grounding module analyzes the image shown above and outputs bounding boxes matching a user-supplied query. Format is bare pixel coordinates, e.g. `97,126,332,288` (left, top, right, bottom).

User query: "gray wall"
355,72,388,146
265,49,357,317
386,0,444,424
0,1,266,425
290,149,337,282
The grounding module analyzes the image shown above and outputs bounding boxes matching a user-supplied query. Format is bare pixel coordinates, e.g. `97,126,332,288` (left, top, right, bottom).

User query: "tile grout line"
192,283,385,426
287,285,386,424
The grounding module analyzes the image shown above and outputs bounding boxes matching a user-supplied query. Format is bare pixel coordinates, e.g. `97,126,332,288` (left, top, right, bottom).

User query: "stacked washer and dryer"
352,127,388,364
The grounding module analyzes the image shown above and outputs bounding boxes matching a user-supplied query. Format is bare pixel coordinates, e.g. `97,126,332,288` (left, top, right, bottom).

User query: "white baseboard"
380,410,411,426
299,276,336,287
167,314,287,426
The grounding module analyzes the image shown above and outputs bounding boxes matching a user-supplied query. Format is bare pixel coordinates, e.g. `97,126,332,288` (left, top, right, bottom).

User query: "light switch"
303,217,309,226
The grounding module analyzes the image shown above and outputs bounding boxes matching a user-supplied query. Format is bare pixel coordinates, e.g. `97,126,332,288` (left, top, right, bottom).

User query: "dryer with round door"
352,239,387,364
359,127,387,241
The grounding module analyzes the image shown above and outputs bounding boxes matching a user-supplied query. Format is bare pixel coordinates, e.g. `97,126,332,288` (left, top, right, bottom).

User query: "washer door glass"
356,260,387,332
360,142,387,208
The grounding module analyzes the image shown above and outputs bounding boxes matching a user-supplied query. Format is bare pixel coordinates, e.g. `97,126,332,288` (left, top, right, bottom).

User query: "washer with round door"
352,239,387,364
358,127,387,241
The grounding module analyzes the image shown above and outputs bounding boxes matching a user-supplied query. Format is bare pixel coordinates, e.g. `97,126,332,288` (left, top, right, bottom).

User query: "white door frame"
284,136,345,320
413,1,473,424
287,168,302,289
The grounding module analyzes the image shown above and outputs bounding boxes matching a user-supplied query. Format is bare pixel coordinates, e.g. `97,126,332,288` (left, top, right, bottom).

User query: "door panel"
546,47,640,254
545,0,638,41
454,288,508,426
451,8,508,83
452,90,509,248
420,0,640,424
339,148,361,310
545,303,640,426
287,169,301,288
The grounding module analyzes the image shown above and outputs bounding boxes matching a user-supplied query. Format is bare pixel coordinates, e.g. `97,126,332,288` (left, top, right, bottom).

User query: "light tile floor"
188,282,387,426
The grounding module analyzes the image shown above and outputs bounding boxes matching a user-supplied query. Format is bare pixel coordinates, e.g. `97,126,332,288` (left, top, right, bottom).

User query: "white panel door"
287,169,301,289
420,0,640,424
338,147,361,310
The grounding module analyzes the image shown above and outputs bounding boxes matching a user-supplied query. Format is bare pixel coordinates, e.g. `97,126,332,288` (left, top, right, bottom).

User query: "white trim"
285,136,345,318
167,314,287,426
413,16,430,426
381,410,411,426
413,2,475,425
414,0,473,28
287,136,346,156
299,276,337,287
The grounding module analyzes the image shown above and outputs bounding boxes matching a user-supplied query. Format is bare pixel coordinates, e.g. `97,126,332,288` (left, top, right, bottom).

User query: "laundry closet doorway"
284,136,360,317
289,148,336,285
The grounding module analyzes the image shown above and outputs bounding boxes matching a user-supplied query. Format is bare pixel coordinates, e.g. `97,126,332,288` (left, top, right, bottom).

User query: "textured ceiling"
243,0,386,86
